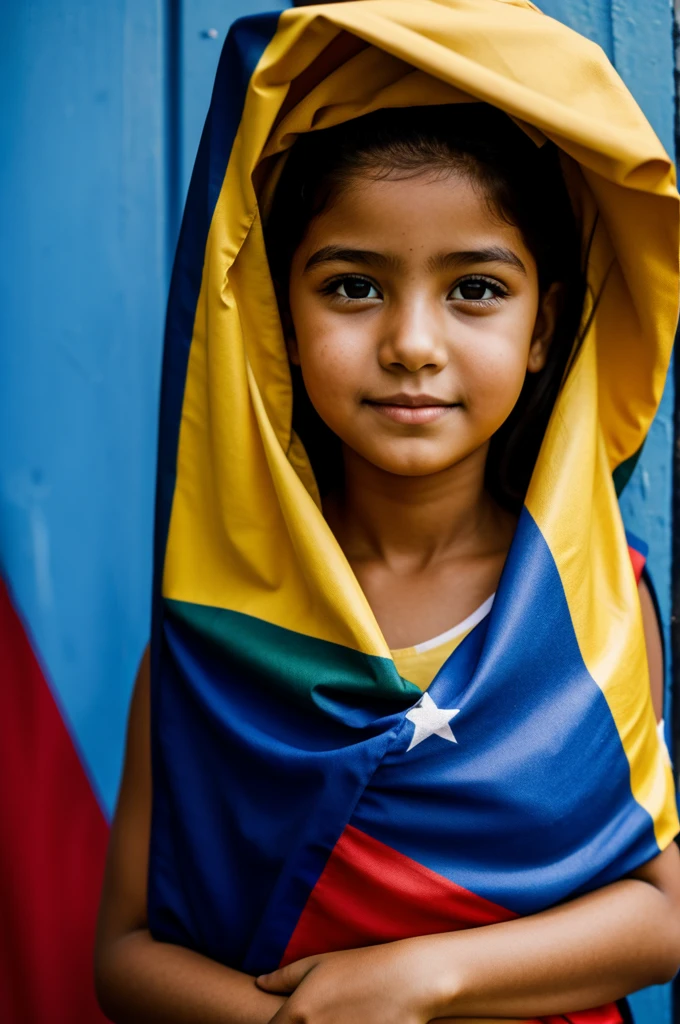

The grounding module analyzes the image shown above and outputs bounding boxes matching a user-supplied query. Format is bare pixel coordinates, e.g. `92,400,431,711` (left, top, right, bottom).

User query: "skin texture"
95,167,680,1023
287,173,552,481
287,171,556,645
639,576,665,720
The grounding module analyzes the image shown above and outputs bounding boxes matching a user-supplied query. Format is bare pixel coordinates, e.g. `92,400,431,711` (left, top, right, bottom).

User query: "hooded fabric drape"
148,3,680,1022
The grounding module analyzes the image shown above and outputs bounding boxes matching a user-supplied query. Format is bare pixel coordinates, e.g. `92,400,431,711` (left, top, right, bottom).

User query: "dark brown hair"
264,104,586,511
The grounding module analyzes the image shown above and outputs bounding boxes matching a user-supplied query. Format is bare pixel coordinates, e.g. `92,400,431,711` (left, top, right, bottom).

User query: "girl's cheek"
300,343,360,425
303,342,349,390
301,321,370,387
457,333,532,415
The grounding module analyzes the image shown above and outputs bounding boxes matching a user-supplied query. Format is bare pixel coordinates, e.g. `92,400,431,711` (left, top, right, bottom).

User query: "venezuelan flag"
148,4,679,1023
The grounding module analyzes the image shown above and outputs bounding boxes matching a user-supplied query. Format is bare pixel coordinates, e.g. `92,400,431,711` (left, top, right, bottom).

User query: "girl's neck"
324,442,514,573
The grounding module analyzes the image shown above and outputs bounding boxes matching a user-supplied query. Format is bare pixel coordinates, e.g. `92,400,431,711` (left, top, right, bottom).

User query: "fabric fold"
149,5,679,1022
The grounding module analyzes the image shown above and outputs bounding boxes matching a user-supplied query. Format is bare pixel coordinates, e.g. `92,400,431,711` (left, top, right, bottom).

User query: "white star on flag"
405,692,460,752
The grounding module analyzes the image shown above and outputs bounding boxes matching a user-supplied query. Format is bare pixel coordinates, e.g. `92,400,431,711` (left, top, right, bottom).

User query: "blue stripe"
149,512,662,967
151,11,282,679
625,528,649,560
148,613,405,971
351,509,660,914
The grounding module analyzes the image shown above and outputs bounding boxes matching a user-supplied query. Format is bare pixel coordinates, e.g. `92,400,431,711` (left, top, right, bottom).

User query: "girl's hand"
256,936,451,1024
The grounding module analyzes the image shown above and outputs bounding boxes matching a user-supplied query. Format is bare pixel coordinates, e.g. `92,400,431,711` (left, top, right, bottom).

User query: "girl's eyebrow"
428,247,527,275
304,246,399,272
303,244,527,276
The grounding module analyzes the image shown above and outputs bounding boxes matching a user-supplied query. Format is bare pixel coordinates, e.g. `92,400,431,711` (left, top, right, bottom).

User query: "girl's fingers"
264,1001,290,1024
257,956,318,993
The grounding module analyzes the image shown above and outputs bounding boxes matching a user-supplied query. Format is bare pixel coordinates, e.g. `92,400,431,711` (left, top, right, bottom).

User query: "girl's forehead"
296,173,531,268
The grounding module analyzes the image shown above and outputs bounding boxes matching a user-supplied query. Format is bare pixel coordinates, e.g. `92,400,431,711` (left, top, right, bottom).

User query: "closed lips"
365,395,459,424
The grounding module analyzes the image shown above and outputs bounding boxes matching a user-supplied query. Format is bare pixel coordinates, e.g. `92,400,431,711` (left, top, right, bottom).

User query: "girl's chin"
346,442,477,479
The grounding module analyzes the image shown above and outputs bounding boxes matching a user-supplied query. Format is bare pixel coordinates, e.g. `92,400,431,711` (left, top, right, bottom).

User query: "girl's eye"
332,277,380,300
450,278,505,302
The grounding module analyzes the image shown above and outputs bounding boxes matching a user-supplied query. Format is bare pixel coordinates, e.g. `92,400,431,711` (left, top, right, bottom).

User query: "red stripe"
281,825,622,1024
628,544,646,584
562,1008,623,1024
0,578,109,1024
282,823,517,966
540,1007,623,1024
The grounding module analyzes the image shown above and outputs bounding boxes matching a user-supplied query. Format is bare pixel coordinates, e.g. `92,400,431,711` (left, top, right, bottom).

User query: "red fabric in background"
0,578,110,1024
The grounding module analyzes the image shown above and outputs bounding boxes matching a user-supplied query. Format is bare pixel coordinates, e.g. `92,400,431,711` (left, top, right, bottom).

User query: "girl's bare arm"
639,575,664,721
255,842,680,1023
94,647,285,1024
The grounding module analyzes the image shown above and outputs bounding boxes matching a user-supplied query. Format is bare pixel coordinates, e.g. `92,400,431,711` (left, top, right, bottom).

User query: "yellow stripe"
163,0,678,843
526,332,678,847
162,24,389,653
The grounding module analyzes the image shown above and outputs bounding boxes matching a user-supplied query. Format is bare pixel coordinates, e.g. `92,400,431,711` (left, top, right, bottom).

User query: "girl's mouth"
365,394,458,425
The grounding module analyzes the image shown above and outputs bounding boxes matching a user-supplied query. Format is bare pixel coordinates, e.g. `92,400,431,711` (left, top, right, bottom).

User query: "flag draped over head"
149,3,679,1021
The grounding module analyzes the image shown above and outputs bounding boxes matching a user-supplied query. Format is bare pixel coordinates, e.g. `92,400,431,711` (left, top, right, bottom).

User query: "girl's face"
287,170,557,478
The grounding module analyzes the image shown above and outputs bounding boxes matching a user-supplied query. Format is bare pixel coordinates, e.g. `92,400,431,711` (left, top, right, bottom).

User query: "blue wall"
539,6,678,1014
1,0,169,813
0,0,288,821
1,3,676,1020
543,0,677,751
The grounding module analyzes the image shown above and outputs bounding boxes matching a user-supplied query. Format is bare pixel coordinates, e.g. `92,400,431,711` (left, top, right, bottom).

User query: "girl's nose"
377,297,449,373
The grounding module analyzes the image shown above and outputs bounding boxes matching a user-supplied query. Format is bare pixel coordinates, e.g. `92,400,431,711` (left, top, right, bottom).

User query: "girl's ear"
276,285,301,365
527,282,562,374
282,311,300,365
287,333,301,366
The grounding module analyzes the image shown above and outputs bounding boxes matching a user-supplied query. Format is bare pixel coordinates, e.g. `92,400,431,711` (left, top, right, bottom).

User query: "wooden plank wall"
2,2,676,1020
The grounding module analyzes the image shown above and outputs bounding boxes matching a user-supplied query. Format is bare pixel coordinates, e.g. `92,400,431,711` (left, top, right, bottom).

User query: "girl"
96,2,680,1022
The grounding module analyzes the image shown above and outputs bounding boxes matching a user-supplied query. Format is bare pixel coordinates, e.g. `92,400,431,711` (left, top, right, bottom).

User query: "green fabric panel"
166,598,421,710
613,444,643,497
